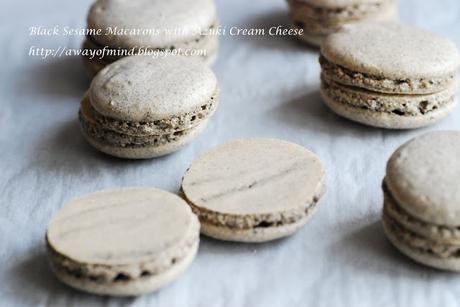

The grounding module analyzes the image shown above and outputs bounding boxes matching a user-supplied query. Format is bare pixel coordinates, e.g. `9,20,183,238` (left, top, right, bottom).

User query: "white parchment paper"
1,0,460,306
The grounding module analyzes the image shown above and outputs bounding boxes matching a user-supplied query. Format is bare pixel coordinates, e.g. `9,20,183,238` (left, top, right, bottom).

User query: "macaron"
83,0,219,76
382,131,460,271
287,0,397,46
320,22,460,129
46,188,200,296
79,55,219,159
180,138,326,243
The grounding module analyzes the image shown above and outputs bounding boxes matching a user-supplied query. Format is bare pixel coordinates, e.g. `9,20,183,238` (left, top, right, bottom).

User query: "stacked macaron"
83,0,219,76
320,22,460,129
382,131,460,271
287,0,397,46
181,138,326,242
79,55,219,159
46,188,200,296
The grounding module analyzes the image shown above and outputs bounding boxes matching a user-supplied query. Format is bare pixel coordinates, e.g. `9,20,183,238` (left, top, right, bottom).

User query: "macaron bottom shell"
47,240,199,296
199,207,317,243
382,217,460,272
80,118,209,159
320,87,457,129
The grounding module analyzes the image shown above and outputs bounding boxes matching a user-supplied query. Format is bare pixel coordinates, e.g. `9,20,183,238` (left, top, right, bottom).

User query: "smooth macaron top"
88,0,217,49
321,22,460,79
298,0,386,8
386,131,460,227
182,138,325,215
89,55,218,122
47,188,198,265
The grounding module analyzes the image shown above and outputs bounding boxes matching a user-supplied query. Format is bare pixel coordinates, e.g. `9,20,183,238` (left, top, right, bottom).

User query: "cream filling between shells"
321,77,457,117
383,181,460,258
320,55,456,94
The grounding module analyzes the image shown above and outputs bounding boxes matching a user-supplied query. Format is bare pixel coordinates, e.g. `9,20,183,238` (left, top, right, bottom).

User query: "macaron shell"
90,55,218,122
321,22,460,80
383,217,460,272
47,188,197,265
182,138,325,215
300,0,387,8
383,185,460,245
87,0,217,49
386,131,460,226
320,87,457,129
49,240,199,296
82,33,219,77
80,117,209,159
199,206,317,243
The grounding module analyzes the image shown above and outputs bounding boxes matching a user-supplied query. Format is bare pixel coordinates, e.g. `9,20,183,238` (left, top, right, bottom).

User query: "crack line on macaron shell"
195,161,306,203
46,235,199,284
86,89,219,136
383,181,460,242
319,55,456,94
321,77,457,117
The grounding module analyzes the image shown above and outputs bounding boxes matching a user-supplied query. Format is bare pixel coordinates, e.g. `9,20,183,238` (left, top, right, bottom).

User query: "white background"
1,0,460,306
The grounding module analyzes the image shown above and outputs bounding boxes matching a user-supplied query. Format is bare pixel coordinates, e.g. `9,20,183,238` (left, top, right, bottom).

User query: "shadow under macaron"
329,219,460,278
7,248,138,306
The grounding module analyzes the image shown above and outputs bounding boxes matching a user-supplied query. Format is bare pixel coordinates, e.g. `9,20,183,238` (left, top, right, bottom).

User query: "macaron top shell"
386,131,460,226
89,55,218,122
297,0,386,8
47,188,198,265
88,0,217,49
182,138,325,215
321,22,460,79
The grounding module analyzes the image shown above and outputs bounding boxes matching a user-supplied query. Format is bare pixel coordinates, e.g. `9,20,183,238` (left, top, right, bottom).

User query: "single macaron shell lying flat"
79,55,219,159
320,22,460,129
287,0,397,46
83,0,219,75
46,188,200,296
181,138,326,243
382,131,460,271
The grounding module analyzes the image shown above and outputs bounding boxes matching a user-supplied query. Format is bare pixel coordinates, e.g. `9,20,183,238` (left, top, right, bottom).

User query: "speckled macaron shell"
87,0,217,50
287,0,397,47
82,32,219,77
181,138,326,243
382,131,460,271
386,131,460,226
46,188,200,296
321,78,458,129
90,55,218,123
382,216,460,271
321,22,460,94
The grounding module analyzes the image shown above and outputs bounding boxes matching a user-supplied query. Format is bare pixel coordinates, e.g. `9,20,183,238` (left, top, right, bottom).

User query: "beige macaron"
46,188,200,296
287,0,398,46
181,138,326,243
83,0,219,76
320,22,459,129
79,55,219,159
382,131,460,271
